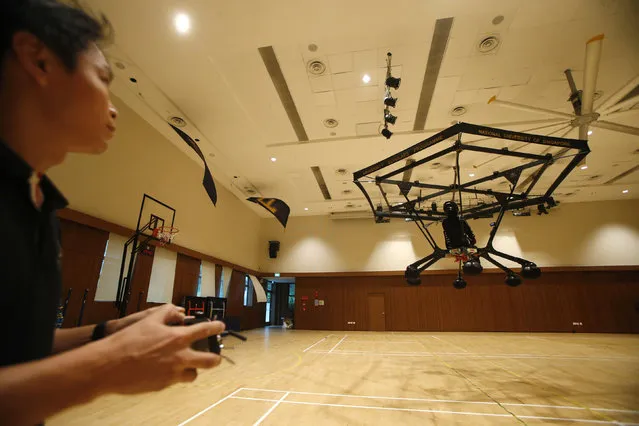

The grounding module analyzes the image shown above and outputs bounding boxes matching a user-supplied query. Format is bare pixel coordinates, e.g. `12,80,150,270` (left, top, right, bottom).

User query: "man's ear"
11,31,54,87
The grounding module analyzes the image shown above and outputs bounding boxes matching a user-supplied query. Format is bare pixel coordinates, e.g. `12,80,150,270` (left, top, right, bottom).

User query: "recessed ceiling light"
174,13,191,34
588,130,593,136
270,157,277,162
469,173,475,177
362,74,371,84
622,189,629,194
580,165,588,170
304,207,309,211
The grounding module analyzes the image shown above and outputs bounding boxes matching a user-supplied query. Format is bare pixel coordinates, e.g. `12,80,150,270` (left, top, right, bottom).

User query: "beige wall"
260,199,639,273
49,96,263,270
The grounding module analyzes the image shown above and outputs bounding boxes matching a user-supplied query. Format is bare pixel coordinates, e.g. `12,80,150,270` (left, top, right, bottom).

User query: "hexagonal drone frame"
353,122,590,288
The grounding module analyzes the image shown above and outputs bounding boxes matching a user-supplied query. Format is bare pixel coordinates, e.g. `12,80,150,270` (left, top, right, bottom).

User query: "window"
98,239,109,277
243,275,254,307
218,269,224,298
288,283,295,313
265,281,273,323
196,263,202,297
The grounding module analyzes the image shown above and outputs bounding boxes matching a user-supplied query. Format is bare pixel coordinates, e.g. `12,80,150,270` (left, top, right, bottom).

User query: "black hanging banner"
169,124,218,206
247,197,290,228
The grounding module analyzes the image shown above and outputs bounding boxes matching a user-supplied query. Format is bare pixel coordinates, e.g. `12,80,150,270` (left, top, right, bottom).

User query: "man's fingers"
178,368,198,383
179,320,225,343
182,349,222,369
157,304,186,325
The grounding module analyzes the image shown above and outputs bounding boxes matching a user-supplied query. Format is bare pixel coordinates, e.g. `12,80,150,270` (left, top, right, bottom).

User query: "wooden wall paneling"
491,284,528,332
418,284,443,331
223,270,265,330
343,279,364,331
127,247,155,315
462,276,498,331
172,253,201,305
59,219,108,328
389,286,420,331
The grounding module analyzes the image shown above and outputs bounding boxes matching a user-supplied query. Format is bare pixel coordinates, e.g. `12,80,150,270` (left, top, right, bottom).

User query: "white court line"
230,396,636,424
328,335,347,353
303,336,328,353
431,336,442,341
176,388,244,426
252,392,290,426
308,350,639,361
344,340,419,344
239,387,639,414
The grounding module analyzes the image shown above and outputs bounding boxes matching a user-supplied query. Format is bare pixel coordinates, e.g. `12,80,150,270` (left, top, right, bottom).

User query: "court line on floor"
308,350,639,361
343,340,420,343
303,336,329,352
252,392,290,426
239,387,639,414
431,334,623,425
230,396,636,424
177,388,245,426
328,335,348,353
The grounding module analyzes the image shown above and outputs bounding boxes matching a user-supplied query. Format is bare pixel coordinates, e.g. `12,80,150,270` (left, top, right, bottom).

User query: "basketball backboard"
137,194,176,236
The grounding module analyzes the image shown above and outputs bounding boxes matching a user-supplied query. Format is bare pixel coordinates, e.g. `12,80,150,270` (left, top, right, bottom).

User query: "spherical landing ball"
505,274,522,287
521,263,541,279
405,265,421,286
453,277,467,290
463,259,483,275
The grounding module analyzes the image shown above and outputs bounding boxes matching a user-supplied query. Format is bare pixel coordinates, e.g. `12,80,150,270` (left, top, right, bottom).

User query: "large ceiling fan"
488,34,639,141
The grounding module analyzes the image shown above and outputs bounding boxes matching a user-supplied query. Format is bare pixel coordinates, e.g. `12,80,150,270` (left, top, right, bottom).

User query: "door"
367,293,386,331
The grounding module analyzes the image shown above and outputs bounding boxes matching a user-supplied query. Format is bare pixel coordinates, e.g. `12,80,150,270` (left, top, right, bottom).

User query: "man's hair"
1,0,111,71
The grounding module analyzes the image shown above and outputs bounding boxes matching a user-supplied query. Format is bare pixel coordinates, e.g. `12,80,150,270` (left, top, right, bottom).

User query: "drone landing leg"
405,249,447,285
409,249,447,272
479,253,523,287
485,248,542,279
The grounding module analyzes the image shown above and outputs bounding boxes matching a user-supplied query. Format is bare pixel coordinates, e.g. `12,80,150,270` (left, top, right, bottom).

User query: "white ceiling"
87,0,639,218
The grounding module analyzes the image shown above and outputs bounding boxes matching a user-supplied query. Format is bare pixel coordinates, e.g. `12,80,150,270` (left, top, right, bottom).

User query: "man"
0,1,225,424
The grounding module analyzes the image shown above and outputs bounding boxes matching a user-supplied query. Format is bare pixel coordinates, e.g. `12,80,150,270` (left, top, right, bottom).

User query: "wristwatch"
91,321,108,341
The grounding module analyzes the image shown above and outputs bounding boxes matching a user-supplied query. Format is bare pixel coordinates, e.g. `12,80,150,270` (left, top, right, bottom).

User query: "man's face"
45,43,117,154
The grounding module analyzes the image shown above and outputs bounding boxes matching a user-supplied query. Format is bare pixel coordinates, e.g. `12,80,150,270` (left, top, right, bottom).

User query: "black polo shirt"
0,140,68,368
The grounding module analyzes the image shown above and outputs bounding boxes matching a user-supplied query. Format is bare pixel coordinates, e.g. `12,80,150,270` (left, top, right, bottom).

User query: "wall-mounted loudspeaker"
269,241,280,259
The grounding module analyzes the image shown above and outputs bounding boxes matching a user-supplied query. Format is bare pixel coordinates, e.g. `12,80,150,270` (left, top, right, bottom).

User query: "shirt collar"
0,139,68,211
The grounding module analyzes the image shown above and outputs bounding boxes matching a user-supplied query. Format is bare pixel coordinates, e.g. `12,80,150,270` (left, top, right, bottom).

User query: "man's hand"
0,304,224,425
105,305,165,336
98,304,225,394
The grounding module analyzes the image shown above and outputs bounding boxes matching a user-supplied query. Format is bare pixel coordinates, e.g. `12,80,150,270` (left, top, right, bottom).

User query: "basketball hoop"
152,226,179,246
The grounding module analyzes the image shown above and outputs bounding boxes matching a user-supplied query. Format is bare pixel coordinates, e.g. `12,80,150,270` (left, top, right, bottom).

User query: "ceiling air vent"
307,60,327,76
477,35,501,53
169,116,187,127
451,106,467,116
323,118,339,128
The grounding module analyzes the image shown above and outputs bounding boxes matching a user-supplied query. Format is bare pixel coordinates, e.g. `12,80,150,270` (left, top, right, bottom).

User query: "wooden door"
367,293,386,331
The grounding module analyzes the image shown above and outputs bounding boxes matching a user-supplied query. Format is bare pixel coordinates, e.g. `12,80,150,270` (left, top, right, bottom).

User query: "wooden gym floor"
50,329,639,425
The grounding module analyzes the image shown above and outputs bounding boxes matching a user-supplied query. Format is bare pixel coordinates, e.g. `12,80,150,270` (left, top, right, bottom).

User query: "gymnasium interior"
48,0,638,424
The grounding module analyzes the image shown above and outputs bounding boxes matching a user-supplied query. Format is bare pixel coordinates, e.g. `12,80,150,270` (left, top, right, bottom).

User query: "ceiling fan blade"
598,94,639,117
596,74,639,113
581,34,604,117
487,97,574,119
590,120,639,136
603,108,639,121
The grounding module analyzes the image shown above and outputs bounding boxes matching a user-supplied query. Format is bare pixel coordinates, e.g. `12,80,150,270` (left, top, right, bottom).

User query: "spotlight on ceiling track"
381,127,393,139
386,76,401,89
384,112,397,125
384,96,397,107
